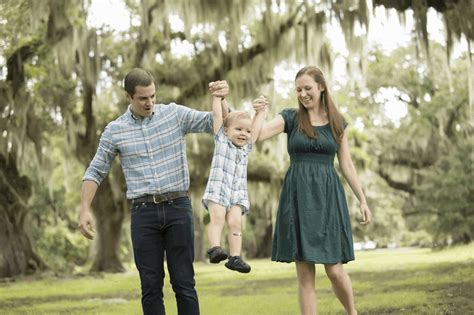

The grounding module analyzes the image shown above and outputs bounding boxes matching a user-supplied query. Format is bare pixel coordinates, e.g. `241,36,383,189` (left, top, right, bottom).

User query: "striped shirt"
83,103,213,199
202,126,252,214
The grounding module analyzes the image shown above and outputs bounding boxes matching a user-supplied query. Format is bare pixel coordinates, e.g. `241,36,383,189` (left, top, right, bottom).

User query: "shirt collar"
226,137,249,151
127,105,155,121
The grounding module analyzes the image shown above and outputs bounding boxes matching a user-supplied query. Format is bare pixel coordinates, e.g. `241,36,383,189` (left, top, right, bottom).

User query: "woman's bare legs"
324,263,357,315
295,261,316,315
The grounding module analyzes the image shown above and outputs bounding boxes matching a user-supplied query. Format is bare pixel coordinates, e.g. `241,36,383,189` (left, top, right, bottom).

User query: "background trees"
0,0,472,278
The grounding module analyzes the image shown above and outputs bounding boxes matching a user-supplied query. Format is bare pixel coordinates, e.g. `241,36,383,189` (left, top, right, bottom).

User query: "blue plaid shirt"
202,126,252,214
83,103,213,199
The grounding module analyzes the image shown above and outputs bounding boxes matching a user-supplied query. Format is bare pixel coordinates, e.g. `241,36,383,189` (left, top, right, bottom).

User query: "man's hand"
209,80,229,98
78,210,96,240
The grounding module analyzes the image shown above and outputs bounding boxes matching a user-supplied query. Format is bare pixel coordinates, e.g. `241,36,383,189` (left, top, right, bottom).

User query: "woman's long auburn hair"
295,66,345,144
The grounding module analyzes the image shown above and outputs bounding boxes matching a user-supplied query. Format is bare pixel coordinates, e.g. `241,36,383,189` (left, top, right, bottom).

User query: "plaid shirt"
202,126,252,214
83,103,212,199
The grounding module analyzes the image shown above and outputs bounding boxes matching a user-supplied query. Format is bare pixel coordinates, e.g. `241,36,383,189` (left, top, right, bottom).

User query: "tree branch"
445,98,467,138
377,168,415,194
6,39,42,95
373,0,452,13
404,209,439,216
376,155,416,194
176,3,306,103
397,94,419,109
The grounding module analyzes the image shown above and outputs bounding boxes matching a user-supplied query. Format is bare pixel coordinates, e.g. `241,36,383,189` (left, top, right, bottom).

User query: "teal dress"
271,109,355,264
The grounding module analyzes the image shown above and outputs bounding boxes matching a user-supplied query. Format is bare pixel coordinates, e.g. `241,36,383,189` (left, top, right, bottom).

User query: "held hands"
359,203,372,225
78,210,96,240
253,95,269,113
209,80,229,98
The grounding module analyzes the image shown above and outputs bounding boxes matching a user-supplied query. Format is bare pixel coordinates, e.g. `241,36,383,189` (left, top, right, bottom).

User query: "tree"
0,0,77,277
365,44,472,244
1,0,471,277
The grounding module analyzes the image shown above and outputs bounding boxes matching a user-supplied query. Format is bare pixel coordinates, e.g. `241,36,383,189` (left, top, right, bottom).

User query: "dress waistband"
290,153,334,164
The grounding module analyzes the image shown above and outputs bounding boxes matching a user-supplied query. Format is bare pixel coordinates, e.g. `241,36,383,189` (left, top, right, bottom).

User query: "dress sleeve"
279,108,296,133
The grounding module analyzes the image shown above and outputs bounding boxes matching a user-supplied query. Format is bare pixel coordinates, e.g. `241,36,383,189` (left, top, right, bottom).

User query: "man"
78,68,228,315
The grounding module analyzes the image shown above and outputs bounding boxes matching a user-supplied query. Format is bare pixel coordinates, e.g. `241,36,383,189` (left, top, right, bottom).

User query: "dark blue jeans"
130,197,199,315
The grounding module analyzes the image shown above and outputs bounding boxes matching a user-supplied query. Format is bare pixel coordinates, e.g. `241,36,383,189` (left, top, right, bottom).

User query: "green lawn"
0,244,473,314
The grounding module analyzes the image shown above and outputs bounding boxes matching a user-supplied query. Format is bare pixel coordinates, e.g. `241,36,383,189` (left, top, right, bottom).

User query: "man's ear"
126,92,133,102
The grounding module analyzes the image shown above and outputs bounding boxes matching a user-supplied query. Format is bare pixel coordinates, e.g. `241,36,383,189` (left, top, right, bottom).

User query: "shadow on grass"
1,260,472,314
351,261,473,314
0,292,139,311
208,261,473,314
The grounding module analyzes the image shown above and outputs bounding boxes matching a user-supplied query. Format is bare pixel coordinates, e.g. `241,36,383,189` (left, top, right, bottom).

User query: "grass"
0,244,472,314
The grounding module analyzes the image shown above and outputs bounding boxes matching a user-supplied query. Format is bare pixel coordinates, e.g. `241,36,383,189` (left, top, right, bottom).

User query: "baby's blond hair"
224,111,251,127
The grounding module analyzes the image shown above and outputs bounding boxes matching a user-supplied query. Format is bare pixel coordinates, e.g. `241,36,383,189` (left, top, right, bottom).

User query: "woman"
257,66,372,315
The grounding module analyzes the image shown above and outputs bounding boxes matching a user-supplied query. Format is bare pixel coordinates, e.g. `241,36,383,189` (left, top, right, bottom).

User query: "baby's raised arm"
250,96,269,144
209,80,229,134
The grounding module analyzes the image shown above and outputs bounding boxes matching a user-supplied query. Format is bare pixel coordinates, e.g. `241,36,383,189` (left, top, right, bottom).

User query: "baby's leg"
207,201,226,247
226,205,243,256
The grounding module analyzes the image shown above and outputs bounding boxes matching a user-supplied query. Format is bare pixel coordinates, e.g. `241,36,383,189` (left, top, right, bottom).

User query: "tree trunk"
189,185,207,261
89,174,126,272
0,154,47,278
254,224,273,258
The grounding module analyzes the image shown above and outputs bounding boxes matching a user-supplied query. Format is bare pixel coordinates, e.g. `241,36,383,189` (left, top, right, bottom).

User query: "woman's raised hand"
253,95,269,112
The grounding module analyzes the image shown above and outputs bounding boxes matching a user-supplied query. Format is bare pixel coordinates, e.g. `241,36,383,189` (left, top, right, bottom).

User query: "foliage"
415,136,474,245
0,0,472,276
362,44,472,245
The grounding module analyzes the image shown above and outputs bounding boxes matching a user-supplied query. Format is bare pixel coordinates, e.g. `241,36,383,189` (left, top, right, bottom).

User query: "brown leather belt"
132,191,189,204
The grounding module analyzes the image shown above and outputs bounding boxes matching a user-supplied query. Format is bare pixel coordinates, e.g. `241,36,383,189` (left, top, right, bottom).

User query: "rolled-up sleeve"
174,103,213,134
82,125,117,185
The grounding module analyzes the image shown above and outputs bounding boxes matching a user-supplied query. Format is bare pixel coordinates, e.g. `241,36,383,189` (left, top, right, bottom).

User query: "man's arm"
78,125,117,239
176,80,230,134
78,180,99,240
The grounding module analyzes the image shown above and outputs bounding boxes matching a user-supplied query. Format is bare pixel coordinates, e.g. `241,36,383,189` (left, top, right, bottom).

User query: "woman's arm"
257,115,285,141
337,131,372,224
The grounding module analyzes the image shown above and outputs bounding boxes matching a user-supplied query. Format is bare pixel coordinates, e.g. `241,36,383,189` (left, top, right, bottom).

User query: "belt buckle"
153,194,161,204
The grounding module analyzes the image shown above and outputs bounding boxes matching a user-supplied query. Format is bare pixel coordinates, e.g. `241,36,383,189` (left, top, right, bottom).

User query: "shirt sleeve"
245,142,253,153
173,103,213,135
215,125,227,142
279,108,296,133
82,124,117,185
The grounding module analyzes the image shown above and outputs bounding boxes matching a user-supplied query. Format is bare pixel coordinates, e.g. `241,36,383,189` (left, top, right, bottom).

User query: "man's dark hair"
124,68,155,97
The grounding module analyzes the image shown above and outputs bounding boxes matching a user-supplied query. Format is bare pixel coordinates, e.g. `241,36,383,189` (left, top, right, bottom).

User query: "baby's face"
225,118,252,147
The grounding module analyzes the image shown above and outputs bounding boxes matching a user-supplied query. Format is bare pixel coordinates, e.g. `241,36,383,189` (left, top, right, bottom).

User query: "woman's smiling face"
295,74,324,109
